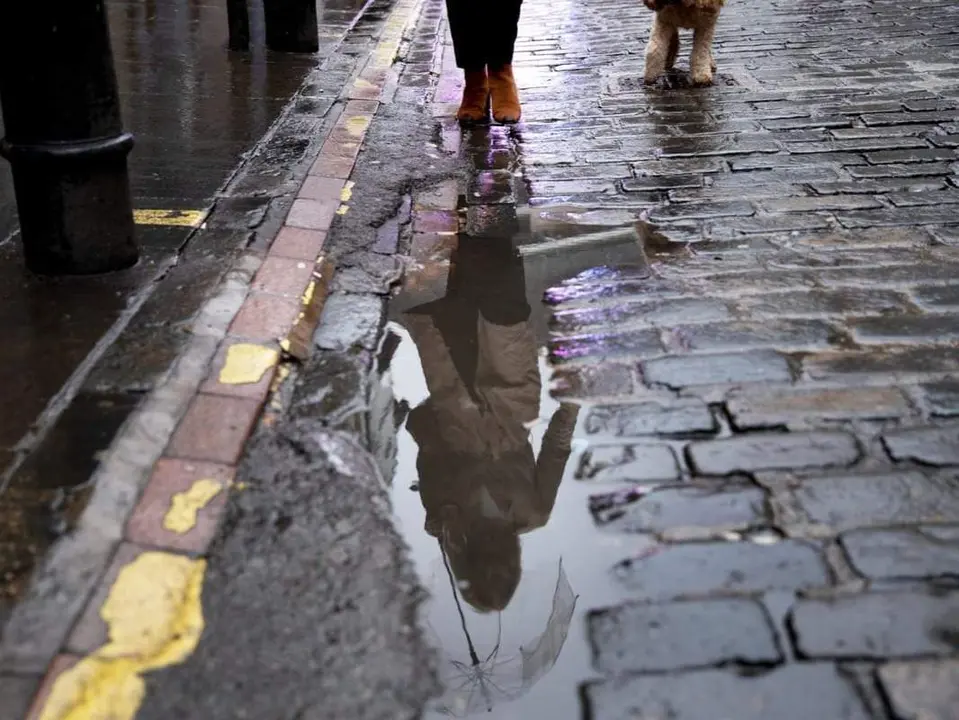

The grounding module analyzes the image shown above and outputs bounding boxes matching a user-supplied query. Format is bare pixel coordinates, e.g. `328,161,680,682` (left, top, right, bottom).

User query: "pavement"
3,0,959,718
0,0,373,646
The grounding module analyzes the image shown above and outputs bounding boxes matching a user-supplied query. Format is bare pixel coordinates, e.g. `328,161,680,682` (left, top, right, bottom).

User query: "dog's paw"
690,71,714,86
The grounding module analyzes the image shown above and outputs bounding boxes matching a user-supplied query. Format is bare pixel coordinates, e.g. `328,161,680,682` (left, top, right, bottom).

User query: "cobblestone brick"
577,444,681,483
791,591,959,660
804,347,959,380
591,483,768,534
588,598,781,674
641,350,793,389
583,664,871,720
548,329,663,365
550,298,732,335
840,527,959,581
584,401,717,438
612,540,830,600
913,285,959,309
727,387,913,429
852,316,959,344
735,289,911,318
551,363,637,400
922,381,959,417
882,425,959,466
792,472,959,531
661,319,837,354
878,660,959,720
688,432,860,475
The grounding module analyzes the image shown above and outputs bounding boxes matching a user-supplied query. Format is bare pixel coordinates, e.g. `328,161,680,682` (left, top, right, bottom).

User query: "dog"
642,0,724,86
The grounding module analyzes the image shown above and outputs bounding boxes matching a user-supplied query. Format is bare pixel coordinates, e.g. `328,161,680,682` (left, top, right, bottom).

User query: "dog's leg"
665,27,680,70
710,48,717,72
644,14,672,84
689,16,717,85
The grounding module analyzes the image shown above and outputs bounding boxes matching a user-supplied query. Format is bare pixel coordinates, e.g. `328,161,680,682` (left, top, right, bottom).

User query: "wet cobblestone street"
408,0,959,717
4,0,959,717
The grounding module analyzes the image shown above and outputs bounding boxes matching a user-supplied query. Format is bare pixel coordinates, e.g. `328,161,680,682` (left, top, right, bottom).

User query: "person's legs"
445,0,489,123
487,0,523,123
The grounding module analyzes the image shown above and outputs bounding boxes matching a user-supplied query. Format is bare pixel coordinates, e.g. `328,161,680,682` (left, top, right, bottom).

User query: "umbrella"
428,551,578,717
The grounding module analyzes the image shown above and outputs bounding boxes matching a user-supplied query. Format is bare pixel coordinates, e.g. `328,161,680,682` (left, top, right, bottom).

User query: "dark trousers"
445,0,523,71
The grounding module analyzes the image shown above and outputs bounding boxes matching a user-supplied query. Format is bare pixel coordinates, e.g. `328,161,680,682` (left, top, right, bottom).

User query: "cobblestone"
641,350,794,389
584,401,717,439
591,483,768,535
612,540,830,600
791,472,959,531
790,591,959,660
424,0,959,714
583,665,871,720
878,660,959,720
577,444,681,483
588,598,780,673
840,527,959,581
687,432,860,475
727,387,913,429
882,425,959,466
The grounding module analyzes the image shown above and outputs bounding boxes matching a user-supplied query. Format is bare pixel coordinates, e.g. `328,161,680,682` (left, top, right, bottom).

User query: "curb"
1,0,430,715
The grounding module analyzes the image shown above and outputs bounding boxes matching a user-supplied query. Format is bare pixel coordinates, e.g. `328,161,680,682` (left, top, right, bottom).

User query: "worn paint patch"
345,116,372,138
39,553,206,720
337,204,350,216
302,279,317,307
218,343,280,385
134,209,206,227
340,181,355,203
163,479,224,534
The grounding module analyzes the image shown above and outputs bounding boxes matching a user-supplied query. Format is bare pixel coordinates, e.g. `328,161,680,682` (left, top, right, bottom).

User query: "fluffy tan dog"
642,0,725,86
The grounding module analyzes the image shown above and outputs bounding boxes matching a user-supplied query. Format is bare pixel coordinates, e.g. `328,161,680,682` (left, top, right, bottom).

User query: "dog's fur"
642,0,725,86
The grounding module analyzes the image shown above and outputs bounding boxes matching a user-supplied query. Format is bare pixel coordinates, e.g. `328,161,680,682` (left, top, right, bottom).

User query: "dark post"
263,0,320,53
227,0,251,51
0,1,138,276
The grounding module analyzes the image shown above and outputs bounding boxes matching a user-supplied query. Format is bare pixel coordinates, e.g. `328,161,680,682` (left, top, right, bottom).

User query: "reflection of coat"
402,237,579,539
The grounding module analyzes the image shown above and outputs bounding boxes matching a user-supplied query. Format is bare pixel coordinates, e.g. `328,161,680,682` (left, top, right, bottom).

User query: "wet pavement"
0,0,374,630
7,0,959,716
384,0,959,717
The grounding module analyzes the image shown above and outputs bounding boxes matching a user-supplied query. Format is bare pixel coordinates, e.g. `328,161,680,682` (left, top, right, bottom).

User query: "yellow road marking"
39,553,206,720
133,209,207,227
163,479,224,534
218,343,280,385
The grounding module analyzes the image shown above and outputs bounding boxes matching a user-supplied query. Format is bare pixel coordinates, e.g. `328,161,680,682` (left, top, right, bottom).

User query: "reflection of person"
445,0,523,124
401,237,579,613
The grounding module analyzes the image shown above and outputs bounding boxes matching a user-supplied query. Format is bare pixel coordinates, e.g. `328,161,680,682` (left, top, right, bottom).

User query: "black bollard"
263,0,320,53
227,0,251,51
0,1,138,276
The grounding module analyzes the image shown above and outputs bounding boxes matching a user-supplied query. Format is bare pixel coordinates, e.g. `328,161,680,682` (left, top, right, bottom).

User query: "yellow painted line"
39,552,206,720
133,209,207,228
218,343,280,385
345,116,372,139
340,181,355,203
163,479,224,534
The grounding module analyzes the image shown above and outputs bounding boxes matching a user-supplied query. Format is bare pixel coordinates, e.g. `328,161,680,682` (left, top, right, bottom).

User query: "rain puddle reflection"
383,207,656,719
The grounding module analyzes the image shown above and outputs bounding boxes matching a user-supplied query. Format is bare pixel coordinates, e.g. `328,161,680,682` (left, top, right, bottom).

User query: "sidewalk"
3,0,959,717
0,0,373,644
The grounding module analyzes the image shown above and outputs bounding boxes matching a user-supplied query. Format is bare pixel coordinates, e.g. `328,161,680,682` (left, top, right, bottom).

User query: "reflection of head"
445,518,521,613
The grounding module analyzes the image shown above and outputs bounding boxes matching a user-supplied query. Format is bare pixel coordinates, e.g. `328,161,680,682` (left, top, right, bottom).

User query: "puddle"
382,211,655,718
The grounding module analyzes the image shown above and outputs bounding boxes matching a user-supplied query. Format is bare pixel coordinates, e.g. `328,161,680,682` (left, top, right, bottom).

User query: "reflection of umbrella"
430,553,578,717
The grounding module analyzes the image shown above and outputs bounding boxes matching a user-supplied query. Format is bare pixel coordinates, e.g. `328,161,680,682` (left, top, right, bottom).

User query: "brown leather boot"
488,65,521,124
456,70,489,124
